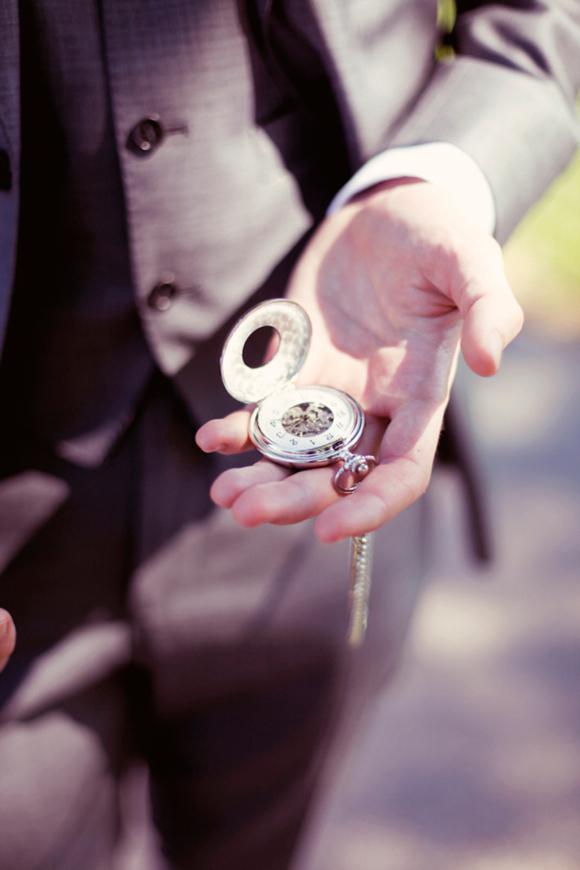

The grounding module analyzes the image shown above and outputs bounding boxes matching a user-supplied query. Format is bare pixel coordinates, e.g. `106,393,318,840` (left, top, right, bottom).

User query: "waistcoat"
0,0,347,463
0,0,493,558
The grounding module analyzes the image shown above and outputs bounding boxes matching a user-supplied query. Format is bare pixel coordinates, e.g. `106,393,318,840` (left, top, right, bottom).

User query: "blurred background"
295,145,580,867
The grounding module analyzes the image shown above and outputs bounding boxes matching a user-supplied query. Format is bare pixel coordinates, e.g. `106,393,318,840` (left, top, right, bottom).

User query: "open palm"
196,180,523,542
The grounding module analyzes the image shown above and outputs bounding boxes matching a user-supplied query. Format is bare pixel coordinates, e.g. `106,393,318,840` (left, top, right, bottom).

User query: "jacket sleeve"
389,0,580,242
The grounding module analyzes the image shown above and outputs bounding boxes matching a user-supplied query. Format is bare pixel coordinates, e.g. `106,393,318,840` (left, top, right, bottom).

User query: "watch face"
250,385,364,467
220,299,366,469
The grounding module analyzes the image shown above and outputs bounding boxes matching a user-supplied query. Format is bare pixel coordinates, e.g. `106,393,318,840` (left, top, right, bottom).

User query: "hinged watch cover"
220,298,371,471
220,299,311,404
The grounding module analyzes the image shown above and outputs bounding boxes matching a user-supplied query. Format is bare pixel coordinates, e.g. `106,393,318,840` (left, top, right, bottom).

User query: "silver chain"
347,532,375,647
333,450,377,647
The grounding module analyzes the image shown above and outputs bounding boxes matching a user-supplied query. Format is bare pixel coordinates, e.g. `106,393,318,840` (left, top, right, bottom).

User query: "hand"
0,609,16,672
196,179,523,542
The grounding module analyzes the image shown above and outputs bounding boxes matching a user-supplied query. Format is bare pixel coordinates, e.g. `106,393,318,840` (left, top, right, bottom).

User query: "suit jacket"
0,0,579,514
1,0,579,367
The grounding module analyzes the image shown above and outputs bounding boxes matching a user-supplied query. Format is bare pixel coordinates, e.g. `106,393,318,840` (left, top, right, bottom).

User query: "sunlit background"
294,144,580,868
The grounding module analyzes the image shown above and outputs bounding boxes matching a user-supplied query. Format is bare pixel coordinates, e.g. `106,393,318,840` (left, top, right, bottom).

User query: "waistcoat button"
147,277,178,311
127,116,164,154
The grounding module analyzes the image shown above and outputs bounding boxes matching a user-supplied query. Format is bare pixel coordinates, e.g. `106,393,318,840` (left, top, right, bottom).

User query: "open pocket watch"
220,298,377,646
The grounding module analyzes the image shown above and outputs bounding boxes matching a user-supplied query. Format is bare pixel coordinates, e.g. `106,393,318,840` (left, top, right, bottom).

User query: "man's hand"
196,179,523,542
0,609,16,672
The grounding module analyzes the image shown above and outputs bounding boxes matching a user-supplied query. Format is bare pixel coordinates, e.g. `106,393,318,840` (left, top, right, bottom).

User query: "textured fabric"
0,2,579,866
0,377,425,869
101,0,325,374
0,0,154,455
0,686,127,870
1,0,345,463
1,0,579,382
299,0,580,242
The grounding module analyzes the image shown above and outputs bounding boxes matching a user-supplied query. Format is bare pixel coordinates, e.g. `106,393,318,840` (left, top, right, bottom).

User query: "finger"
315,397,445,541
461,290,524,375
313,455,428,541
454,239,524,376
0,610,16,672
230,464,340,527
221,417,387,525
210,459,291,508
196,410,253,454
229,443,430,537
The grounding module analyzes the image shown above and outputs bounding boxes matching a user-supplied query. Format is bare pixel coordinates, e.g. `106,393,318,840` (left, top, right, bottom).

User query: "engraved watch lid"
220,299,312,404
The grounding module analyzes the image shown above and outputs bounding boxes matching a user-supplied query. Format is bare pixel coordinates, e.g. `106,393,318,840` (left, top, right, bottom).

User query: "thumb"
0,610,16,672
457,243,524,377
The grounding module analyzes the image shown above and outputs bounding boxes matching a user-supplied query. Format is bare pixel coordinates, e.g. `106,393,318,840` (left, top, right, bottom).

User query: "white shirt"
327,142,496,235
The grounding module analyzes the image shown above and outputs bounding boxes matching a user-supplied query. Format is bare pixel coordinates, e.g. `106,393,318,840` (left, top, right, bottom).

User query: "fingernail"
197,440,226,453
487,330,504,369
0,612,9,639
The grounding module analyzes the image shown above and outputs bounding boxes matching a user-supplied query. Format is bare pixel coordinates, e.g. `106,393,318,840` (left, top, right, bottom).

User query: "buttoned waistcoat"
0,0,579,462
1,0,579,360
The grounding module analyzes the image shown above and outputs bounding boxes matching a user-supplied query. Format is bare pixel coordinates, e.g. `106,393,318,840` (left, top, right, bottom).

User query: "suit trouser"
0,374,425,870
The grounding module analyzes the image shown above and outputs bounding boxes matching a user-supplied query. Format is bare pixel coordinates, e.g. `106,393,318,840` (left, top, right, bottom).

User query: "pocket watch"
220,298,377,646
220,298,376,493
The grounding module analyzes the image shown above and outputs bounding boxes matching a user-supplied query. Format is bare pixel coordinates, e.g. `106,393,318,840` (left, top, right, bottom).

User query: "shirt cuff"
327,142,497,235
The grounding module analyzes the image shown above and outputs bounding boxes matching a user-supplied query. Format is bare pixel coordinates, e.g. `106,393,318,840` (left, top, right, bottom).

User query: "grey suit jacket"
0,0,579,360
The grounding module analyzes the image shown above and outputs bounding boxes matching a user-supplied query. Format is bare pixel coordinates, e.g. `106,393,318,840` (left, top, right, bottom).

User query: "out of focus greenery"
436,0,456,34
435,0,456,62
503,147,580,339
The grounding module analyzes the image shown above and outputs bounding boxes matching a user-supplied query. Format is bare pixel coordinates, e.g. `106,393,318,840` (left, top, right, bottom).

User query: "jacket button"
147,276,178,311
127,115,164,154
